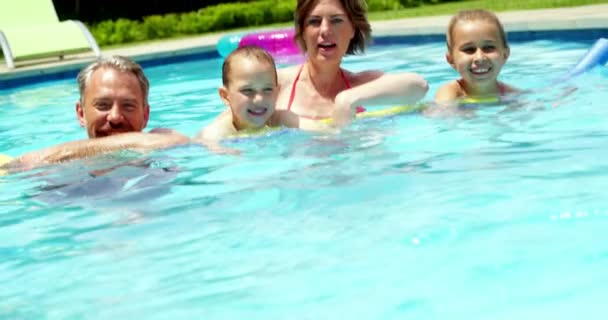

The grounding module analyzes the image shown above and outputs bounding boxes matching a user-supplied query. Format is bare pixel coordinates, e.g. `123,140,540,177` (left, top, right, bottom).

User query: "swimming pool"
1,36,608,318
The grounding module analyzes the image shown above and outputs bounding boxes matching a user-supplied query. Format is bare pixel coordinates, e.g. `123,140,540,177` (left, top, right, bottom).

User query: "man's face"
76,67,149,138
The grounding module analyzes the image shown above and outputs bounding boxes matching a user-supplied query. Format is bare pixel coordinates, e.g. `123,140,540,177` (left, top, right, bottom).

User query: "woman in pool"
273,0,429,127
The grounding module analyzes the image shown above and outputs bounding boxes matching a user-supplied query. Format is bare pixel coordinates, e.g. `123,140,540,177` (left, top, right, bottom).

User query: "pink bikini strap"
286,65,304,111
340,69,352,89
341,69,366,113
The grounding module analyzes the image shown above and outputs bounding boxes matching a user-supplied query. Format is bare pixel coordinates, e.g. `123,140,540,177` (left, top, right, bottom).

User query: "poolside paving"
1,4,607,81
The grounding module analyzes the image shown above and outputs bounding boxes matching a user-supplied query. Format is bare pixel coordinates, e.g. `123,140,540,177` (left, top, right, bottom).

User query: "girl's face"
303,0,355,63
447,20,510,94
220,58,278,130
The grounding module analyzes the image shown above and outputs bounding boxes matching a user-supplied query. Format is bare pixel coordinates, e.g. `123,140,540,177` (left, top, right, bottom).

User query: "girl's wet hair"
222,46,277,87
447,9,509,51
294,0,371,55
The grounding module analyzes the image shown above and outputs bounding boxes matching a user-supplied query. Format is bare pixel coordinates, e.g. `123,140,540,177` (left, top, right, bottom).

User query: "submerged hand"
331,92,356,127
331,105,355,127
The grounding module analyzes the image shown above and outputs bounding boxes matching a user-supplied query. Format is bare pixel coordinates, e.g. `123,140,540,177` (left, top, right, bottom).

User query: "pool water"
1,39,608,319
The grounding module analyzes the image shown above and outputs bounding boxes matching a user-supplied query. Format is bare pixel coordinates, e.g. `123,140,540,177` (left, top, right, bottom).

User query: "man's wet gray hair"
77,55,150,104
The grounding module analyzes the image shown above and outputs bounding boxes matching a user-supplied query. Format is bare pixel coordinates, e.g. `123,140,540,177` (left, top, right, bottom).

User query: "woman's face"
303,0,355,63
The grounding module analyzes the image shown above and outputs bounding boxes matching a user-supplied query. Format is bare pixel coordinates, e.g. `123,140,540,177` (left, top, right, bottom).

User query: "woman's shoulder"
277,65,301,86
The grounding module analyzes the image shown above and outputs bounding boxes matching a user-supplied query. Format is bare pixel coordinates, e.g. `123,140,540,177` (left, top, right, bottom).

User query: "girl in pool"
195,46,279,143
194,46,331,154
435,9,517,104
274,0,428,127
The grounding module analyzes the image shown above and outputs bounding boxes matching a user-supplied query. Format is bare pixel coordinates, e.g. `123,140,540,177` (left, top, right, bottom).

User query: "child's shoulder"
194,111,236,142
435,80,465,103
500,82,519,94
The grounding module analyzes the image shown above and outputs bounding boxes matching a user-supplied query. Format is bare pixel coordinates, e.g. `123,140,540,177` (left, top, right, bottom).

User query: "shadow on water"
23,153,180,213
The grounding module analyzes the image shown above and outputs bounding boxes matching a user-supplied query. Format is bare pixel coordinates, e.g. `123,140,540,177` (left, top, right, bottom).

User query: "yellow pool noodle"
355,105,422,119
320,104,423,125
229,105,423,138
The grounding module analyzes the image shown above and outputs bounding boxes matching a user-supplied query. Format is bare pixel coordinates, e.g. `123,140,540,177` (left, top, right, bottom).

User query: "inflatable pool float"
318,104,424,125
216,33,246,57
239,29,300,57
216,28,301,61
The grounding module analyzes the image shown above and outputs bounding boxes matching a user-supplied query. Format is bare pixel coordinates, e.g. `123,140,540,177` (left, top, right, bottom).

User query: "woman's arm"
340,71,428,106
332,71,429,126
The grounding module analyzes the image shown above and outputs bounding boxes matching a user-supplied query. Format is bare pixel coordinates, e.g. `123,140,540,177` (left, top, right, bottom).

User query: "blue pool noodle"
564,38,608,79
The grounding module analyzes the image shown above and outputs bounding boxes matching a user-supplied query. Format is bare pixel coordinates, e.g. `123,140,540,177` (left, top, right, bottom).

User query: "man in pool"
8,55,190,171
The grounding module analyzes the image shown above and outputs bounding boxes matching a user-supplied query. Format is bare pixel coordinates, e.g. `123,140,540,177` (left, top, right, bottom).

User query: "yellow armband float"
228,126,278,139
458,96,502,110
0,154,13,176
460,97,501,105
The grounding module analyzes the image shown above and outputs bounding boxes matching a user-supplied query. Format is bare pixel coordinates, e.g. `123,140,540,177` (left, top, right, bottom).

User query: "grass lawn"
102,0,608,51
369,0,608,20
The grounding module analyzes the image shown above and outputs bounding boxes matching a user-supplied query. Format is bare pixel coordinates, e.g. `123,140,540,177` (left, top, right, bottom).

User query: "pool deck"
1,3,608,82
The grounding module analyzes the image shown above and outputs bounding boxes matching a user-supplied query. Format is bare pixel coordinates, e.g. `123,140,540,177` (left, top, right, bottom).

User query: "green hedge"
90,0,454,46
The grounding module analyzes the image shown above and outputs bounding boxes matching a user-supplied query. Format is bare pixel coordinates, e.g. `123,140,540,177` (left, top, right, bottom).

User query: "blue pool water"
1,38,608,318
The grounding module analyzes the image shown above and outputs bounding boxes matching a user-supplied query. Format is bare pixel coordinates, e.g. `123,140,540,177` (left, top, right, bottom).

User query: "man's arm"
10,130,190,170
